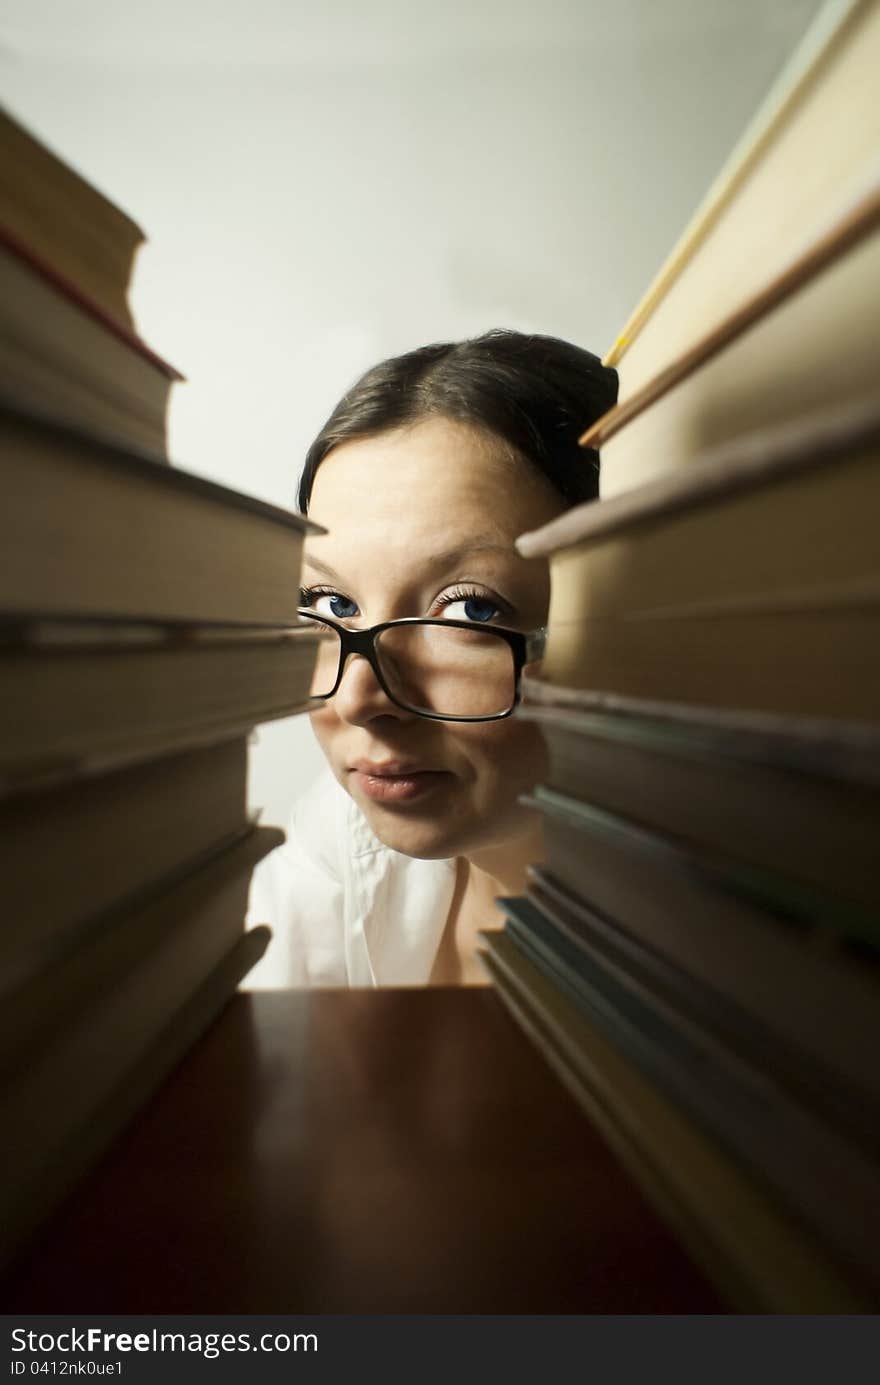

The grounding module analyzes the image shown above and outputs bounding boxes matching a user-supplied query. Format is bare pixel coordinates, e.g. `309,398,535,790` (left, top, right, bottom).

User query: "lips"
348,759,449,805
350,760,428,777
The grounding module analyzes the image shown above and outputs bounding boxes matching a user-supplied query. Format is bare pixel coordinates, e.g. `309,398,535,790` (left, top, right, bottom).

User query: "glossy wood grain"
2,989,721,1312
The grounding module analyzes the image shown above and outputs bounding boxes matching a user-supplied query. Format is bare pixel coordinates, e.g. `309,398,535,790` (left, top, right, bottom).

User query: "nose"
331,651,415,727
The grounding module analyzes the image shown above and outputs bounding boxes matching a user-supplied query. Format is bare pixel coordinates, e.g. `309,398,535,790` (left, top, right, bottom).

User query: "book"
517,399,880,721
583,183,879,464
0,924,271,1270
526,866,874,1143
606,0,880,385
0,104,180,456
0,623,321,786
0,826,281,1264
604,0,877,369
479,928,870,1311
526,866,880,1150
0,227,182,457
1,402,322,624
0,737,252,991
0,105,145,331
525,785,880,1108
496,891,880,1296
0,107,315,1278
0,822,281,1072
600,0,880,496
475,0,880,1318
519,679,880,913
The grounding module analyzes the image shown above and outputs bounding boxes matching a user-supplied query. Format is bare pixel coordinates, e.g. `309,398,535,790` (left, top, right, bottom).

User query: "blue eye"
437,594,503,624
328,594,358,619
462,597,499,623
300,588,360,621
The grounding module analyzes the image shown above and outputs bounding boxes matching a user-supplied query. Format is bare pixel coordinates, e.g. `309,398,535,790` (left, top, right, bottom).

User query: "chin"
357,789,536,863
359,802,469,860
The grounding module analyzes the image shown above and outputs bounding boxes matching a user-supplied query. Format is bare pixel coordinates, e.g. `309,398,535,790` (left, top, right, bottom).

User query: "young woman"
246,330,617,987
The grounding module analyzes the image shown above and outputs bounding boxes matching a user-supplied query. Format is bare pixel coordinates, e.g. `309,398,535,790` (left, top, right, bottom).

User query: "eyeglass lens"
309,622,516,717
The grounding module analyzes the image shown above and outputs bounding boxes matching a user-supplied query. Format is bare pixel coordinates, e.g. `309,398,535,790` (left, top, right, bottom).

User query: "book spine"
580,183,880,450
0,224,183,380
0,927,270,1270
481,930,869,1311
527,787,880,1105
497,896,880,1295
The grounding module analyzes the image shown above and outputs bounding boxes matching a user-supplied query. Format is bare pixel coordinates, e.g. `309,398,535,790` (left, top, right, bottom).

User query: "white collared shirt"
243,769,457,988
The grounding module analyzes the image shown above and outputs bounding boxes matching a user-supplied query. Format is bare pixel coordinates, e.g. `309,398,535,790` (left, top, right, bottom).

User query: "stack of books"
0,105,179,456
481,0,880,1312
0,108,321,1265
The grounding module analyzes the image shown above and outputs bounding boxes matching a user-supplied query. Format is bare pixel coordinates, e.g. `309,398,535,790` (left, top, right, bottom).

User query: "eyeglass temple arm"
525,627,547,663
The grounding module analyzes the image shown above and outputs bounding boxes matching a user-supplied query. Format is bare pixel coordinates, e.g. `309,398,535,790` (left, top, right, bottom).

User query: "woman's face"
302,416,565,861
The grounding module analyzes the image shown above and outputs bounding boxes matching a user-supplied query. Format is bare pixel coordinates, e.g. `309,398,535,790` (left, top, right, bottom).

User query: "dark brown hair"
297,328,617,513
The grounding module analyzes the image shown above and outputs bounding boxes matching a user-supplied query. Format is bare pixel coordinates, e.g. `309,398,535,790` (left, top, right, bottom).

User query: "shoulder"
244,769,352,987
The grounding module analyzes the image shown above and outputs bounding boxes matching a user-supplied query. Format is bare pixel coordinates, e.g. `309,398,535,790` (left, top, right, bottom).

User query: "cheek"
308,705,338,760
455,718,548,801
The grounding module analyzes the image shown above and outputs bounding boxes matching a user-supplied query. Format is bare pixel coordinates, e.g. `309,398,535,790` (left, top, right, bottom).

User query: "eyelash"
300,584,344,606
433,585,510,619
299,583,512,621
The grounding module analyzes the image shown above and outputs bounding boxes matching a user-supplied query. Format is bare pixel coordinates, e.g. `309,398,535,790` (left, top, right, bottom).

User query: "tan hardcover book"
0,231,181,456
0,827,281,1260
0,404,322,624
0,823,281,1069
1,924,271,1270
480,929,869,1311
598,197,880,495
605,0,876,370
497,887,880,1296
519,680,880,914
587,182,878,439
0,104,145,331
524,786,880,1105
0,625,320,785
604,0,878,371
525,610,880,723
518,400,880,721
0,737,251,990
597,0,880,497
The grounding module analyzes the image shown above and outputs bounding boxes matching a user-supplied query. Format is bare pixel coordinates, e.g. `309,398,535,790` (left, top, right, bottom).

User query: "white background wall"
2,0,822,825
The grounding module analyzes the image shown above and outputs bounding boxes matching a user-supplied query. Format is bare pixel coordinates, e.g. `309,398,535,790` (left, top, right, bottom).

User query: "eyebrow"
302,542,517,586
301,555,344,583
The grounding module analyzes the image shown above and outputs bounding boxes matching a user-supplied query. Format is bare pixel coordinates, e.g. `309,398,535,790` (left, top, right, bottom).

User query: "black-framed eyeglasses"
299,610,546,722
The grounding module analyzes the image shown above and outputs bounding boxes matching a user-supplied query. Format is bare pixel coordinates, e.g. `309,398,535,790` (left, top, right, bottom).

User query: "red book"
0,220,182,457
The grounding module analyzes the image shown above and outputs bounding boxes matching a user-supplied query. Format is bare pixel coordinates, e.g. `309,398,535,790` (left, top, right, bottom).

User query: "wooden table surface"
3,988,721,1312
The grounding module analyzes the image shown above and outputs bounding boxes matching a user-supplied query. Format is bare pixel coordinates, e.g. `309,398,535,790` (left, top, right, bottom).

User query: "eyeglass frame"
298,608,547,723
